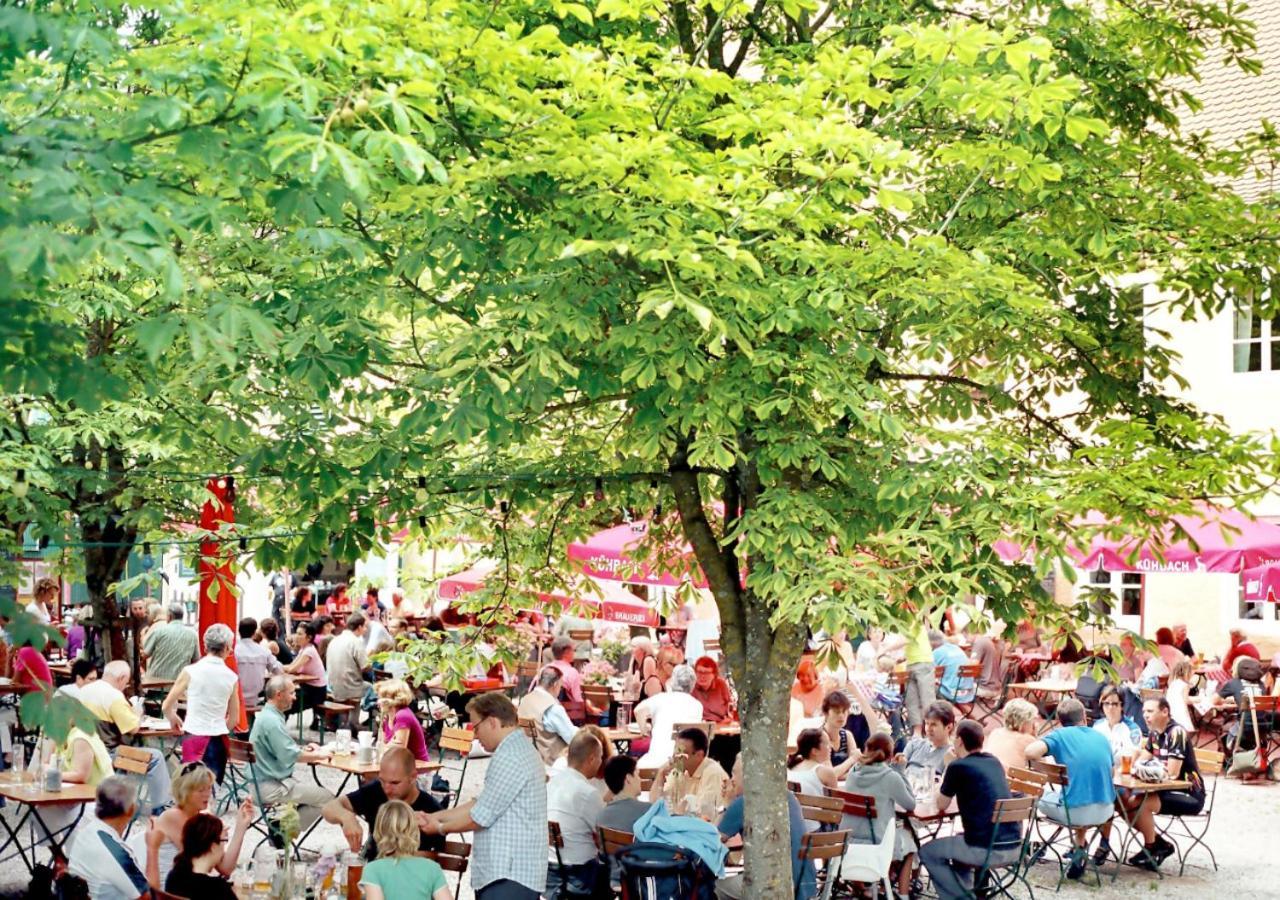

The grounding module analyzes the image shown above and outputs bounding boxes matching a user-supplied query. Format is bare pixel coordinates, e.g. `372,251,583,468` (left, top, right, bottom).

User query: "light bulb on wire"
12,469,28,499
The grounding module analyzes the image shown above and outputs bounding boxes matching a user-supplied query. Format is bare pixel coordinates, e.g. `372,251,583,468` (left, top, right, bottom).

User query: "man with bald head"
79,659,173,814
322,744,445,858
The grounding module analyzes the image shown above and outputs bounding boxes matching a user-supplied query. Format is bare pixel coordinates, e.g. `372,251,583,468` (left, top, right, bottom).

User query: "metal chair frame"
795,829,850,900
966,796,1038,900
1154,747,1223,876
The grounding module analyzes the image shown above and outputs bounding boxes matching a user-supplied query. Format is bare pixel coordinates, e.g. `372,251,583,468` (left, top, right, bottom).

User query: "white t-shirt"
1167,679,1194,731
635,691,705,768
546,767,606,865
25,601,51,624
68,815,149,900
183,655,239,735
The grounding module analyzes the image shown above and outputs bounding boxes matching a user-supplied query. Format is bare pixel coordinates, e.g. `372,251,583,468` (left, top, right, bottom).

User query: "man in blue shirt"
1025,697,1116,879
930,631,972,703
717,756,816,899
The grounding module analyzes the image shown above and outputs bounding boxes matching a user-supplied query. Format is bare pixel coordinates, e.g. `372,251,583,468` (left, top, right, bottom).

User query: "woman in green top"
360,800,452,900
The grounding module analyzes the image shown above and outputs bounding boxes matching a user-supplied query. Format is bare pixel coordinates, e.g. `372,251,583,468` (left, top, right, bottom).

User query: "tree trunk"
81,519,133,662
736,602,808,896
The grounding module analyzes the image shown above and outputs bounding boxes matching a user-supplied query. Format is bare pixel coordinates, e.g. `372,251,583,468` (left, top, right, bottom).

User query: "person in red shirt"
691,656,734,722
13,640,52,692
1223,629,1260,678
325,583,350,616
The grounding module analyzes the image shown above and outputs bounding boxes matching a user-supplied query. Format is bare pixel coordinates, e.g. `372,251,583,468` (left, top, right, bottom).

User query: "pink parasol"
995,504,1280,574
565,520,708,588
1242,563,1280,602
438,561,659,626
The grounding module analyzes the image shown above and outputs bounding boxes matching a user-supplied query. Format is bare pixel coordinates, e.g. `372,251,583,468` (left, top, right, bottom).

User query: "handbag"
1228,698,1267,775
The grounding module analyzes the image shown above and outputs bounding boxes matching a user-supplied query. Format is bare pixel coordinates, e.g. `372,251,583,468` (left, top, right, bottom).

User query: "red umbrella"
439,562,659,627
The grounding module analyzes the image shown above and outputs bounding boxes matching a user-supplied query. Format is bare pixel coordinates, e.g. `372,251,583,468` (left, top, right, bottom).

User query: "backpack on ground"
616,841,716,900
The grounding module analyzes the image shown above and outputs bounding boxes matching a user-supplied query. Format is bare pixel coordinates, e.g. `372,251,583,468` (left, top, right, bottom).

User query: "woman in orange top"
791,656,826,717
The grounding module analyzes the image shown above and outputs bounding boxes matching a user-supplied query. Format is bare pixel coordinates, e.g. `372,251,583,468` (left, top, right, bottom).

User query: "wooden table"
310,752,440,794
0,678,35,696
1009,681,1077,721
0,782,97,872
897,796,958,843
1111,775,1192,879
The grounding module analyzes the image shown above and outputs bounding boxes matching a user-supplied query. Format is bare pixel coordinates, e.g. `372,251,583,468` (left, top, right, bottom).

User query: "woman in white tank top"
163,623,241,781
788,727,841,832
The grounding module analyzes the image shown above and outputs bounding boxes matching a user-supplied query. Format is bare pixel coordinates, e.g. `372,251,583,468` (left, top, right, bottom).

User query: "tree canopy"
5,0,1280,890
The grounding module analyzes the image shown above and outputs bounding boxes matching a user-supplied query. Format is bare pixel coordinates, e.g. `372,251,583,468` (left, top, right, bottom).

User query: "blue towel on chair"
632,799,728,875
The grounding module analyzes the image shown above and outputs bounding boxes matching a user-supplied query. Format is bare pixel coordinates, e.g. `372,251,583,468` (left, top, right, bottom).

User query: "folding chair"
548,821,594,899
1027,758,1109,889
222,738,275,851
638,768,657,794
826,790,893,898
948,664,983,717
1155,747,1224,875
583,685,612,722
968,796,1037,900
418,841,472,894
112,745,153,837
794,792,843,831
975,665,1017,727
436,726,477,806
597,825,635,856
702,638,722,656
796,830,850,900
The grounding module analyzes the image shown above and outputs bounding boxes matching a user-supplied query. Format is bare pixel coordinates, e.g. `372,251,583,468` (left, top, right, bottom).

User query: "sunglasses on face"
1102,701,1121,707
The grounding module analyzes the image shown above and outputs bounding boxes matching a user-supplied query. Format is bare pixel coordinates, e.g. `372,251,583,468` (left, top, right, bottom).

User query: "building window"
1238,583,1275,623
1233,300,1280,372
1081,569,1142,621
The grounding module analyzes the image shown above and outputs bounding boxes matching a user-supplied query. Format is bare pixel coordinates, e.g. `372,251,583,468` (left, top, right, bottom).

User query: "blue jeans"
544,859,601,898
920,835,1020,900
114,745,173,813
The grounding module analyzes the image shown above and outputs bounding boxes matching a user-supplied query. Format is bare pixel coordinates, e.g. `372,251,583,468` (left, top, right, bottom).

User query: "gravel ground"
0,751,1270,899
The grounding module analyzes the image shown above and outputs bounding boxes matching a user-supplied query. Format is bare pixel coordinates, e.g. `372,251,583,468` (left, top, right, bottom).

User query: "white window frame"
1075,568,1143,632
1232,281,1280,373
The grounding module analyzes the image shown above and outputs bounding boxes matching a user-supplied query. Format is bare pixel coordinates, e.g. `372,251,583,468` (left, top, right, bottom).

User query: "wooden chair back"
567,629,594,644
439,726,475,756
516,660,541,678
795,792,843,827
518,717,538,741
549,820,566,849
1195,747,1226,775
992,796,1037,824
671,721,714,743
826,787,877,820
113,745,151,776
798,829,849,863
597,826,635,856
934,665,946,682
1028,758,1068,787
958,663,983,679
1140,688,1164,703
227,738,256,765
702,639,721,654
638,767,657,792
891,670,910,691
582,684,612,709
418,841,471,874
1007,765,1048,799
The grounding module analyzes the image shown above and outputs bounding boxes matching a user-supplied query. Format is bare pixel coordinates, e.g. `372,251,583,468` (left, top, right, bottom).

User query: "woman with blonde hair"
984,698,1039,771
360,800,452,900
376,678,430,762
145,763,253,887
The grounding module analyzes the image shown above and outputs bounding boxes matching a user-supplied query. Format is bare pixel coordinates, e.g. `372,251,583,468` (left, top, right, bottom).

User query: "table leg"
1111,790,1164,881
0,806,34,871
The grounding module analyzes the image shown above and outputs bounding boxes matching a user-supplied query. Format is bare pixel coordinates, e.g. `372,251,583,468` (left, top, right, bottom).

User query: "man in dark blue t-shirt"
919,720,1022,899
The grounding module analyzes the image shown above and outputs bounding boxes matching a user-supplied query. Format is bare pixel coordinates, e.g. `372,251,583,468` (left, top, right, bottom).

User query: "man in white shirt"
634,664,705,768
326,612,372,729
67,777,151,900
234,616,282,709
546,731,605,898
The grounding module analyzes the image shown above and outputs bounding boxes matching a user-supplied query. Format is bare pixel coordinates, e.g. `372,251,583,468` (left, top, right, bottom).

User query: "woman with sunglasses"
1092,684,1141,760
147,763,253,887
165,811,238,900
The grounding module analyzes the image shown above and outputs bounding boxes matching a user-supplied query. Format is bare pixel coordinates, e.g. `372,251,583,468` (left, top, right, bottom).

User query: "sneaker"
1127,848,1160,871
1092,839,1112,867
1152,837,1176,865
1066,849,1088,881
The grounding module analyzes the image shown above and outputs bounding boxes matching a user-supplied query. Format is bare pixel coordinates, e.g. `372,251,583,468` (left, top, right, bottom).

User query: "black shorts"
1158,790,1204,816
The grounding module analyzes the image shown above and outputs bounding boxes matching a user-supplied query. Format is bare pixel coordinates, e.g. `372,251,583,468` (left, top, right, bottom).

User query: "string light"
415,476,428,504
12,469,28,499
593,477,605,502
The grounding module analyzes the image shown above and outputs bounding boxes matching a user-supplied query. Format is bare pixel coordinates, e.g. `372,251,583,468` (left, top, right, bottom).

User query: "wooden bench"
317,699,357,741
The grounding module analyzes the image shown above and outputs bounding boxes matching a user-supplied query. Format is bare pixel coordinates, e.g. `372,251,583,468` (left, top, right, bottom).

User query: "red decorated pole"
198,476,248,732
